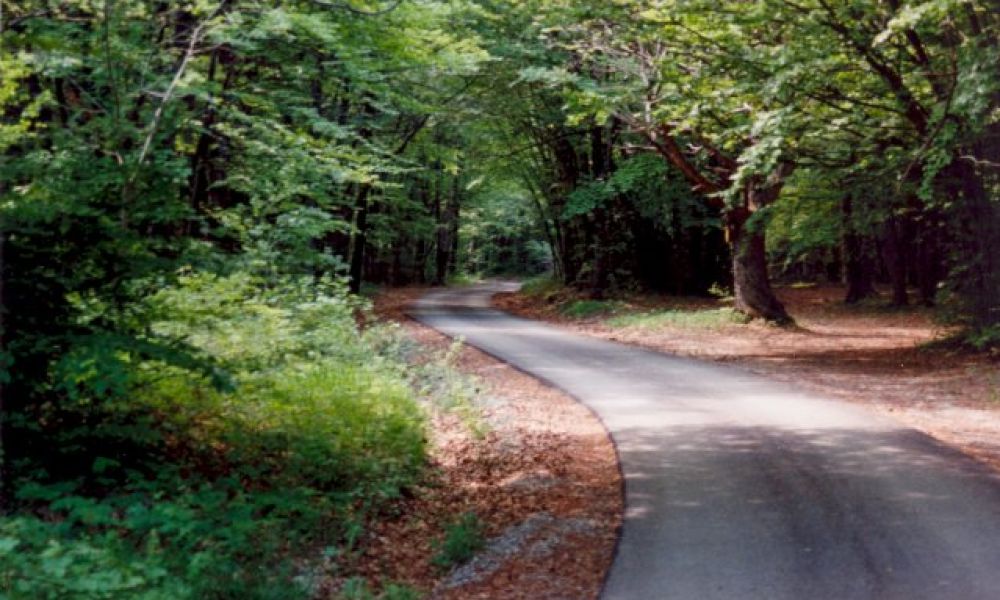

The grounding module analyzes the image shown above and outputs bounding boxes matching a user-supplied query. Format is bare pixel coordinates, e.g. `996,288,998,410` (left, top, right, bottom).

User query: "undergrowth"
0,273,437,599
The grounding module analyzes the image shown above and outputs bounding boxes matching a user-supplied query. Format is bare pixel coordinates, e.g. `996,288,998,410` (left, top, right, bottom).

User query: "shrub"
2,272,428,598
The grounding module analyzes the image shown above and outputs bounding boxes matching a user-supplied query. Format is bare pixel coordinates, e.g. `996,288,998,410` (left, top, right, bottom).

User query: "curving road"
411,282,1000,600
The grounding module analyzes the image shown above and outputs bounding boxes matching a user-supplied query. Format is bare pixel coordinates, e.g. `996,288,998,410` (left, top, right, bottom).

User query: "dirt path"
348,287,621,599
496,284,1000,473
417,283,1000,600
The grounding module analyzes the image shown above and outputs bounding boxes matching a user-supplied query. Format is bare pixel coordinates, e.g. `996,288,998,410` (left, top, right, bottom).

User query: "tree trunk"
726,167,793,323
642,125,789,320
414,238,428,284
448,193,460,277
431,173,445,286
727,207,790,322
588,125,613,298
841,194,877,304
347,184,371,294
435,185,459,285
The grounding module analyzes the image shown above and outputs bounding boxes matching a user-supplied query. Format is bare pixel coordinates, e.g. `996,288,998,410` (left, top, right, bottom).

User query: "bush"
2,272,428,599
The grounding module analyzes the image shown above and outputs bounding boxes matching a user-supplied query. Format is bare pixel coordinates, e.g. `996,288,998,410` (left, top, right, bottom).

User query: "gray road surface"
410,283,1000,600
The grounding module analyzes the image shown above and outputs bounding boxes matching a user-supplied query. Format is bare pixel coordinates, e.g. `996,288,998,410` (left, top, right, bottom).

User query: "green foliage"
766,174,842,278
460,182,552,277
963,325,1000,352
1,274,427,598
432,512,486,570
566,155,715,234
0,517,188,600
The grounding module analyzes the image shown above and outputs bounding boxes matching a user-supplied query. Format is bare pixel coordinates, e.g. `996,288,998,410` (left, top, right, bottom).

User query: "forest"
1,0,998,597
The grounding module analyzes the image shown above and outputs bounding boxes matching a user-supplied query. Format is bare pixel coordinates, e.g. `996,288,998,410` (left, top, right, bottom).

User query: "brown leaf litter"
330,286,622,599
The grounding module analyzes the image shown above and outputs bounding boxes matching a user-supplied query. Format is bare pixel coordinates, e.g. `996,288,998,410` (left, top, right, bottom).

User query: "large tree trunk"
727,207,790,322
726,167,793,323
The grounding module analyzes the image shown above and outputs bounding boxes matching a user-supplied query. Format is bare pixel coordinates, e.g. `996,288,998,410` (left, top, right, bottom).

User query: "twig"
134,18,212,168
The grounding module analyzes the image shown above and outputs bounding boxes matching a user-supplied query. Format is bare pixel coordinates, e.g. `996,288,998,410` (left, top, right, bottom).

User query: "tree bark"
726,168,793,323
727,207,789,322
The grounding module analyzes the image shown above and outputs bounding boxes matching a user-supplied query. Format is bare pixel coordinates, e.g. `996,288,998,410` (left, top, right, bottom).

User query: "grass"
519,274,563,299
432,512,486,570
559,299,626,318
608,307,750,330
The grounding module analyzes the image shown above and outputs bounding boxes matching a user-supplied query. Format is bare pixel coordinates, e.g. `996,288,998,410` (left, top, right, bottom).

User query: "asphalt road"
410,282,1000,600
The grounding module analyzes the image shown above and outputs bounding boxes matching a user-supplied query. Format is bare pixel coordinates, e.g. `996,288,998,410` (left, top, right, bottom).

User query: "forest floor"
351,288,621,599
495,283,1000,473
